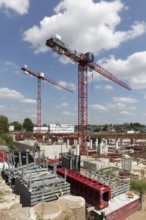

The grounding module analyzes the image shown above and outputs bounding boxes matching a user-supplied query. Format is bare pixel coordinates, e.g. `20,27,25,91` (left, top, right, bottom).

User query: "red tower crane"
21,66,73,139
45,35,131,155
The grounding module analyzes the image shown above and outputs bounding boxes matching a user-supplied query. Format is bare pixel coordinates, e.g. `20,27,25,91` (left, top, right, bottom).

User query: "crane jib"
87,63,131,90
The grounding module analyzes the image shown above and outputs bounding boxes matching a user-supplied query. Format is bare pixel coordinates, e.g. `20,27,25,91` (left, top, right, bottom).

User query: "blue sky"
0,0,146,126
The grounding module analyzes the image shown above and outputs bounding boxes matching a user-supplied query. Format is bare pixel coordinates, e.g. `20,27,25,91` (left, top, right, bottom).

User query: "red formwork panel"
90,197,140,220
0,151,7,163
107,198,140,220
57,167,111,209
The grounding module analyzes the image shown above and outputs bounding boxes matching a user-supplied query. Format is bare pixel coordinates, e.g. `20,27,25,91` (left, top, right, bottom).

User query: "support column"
90,139,93,149
115,139,119,150
95,138,99,153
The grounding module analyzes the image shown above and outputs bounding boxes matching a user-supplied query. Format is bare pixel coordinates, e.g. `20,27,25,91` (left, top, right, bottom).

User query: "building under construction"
1,134,144,220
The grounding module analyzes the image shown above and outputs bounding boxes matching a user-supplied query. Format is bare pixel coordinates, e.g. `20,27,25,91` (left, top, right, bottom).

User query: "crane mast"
21,66,73,140
46,35,131,155
37,78,41,137
78,63,88,154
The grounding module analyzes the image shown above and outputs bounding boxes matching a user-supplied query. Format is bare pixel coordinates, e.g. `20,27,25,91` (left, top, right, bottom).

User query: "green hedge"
131,178,146,193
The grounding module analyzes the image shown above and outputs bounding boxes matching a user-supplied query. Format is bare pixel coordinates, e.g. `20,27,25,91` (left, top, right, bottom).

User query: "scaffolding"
88,169,130,198
2,150,70,207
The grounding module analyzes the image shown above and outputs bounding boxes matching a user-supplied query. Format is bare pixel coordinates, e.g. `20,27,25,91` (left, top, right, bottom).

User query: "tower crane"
45,35,131,155
21,66,73,140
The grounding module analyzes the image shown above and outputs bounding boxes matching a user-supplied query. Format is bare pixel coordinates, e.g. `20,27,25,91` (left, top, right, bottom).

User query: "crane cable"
92,73,93,95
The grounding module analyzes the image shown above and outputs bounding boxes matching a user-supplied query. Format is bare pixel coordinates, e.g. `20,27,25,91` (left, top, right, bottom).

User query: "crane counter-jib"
46,36,85,62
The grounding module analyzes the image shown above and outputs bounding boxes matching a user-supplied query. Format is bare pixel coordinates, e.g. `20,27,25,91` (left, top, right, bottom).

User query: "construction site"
1,132,146,220
0,35,146,220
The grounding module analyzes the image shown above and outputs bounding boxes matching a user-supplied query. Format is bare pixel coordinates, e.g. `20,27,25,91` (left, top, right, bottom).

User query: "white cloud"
56,102,69,108
97,51,146,90
23,0,146,54
108,102,127,109
57,81,76,91
90,104,108,111
94,85,102,90
104,85,114,90
4,61,18,69
120,111,131,115
90,102,135,112
129,106,136,110
62,111,74,115
101,102,136,111
113,97,138,103
0,87,24,99
125,21,146,40
0,105,5,109
0,60,20,76
95,84,114,90
0,88,36,105
21,99,36,104
46,78,75,92
0,0,29,15
144,94,146,99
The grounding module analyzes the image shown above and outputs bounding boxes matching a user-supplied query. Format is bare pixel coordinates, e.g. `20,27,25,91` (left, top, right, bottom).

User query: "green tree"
131,178,146,194
93,127,101,132
23,118,33,132
0,115,9,134
0,136,6,145
10,121,22,131
0,134,15,149
102,124,108,132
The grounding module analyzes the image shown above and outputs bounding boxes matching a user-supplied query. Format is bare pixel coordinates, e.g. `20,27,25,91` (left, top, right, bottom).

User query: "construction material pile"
3,162,70,207
15,166,70,206
89,171,130,198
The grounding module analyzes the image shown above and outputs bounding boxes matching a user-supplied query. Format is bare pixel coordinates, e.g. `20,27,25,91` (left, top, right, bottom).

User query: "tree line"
1,114,146,134
0,115,34,134
0,115,35,148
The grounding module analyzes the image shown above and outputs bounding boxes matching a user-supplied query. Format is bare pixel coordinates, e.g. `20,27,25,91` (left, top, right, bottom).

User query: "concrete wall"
39,144,68,158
